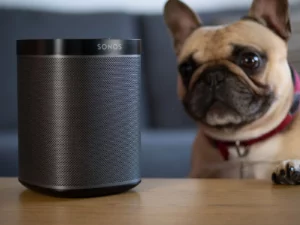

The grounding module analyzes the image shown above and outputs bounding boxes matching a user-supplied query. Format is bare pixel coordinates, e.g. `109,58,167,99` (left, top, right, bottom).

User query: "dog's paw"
272,160,300,185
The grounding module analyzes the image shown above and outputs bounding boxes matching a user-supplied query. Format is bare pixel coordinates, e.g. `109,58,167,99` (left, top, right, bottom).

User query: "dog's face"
164,0,294,140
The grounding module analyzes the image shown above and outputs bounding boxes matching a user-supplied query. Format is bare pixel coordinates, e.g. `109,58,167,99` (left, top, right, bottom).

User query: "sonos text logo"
97,43,122,51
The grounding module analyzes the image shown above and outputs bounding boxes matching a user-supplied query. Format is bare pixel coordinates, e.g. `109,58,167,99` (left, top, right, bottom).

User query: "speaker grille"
18,56,141,188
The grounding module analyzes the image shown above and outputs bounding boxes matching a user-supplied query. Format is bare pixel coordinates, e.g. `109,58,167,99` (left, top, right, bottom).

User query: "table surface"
1,178,300,225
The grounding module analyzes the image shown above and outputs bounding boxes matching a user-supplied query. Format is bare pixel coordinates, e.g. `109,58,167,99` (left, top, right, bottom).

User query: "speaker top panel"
17,39,141,56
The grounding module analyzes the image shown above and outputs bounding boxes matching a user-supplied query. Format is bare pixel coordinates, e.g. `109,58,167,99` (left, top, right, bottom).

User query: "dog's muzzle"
197,66,227,88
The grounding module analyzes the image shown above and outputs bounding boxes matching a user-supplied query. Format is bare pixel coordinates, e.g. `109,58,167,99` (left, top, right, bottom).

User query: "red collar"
206,67,300,161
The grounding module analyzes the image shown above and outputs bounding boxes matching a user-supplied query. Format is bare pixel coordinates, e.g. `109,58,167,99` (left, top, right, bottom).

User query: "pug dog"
163,0,300,184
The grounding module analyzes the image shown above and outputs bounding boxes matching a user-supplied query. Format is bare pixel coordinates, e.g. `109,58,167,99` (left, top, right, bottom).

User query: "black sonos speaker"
17,39,141,198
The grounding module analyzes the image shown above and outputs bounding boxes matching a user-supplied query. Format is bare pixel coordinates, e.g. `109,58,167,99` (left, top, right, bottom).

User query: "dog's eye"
178,59,198,87
239,52,261,70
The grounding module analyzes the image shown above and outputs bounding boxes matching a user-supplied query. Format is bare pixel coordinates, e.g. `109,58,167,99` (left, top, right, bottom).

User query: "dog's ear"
164,0,202,55
248,0,291,41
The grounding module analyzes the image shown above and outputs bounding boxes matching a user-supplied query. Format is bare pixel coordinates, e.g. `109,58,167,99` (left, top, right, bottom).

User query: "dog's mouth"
183,74,274,130
204,101,242,126
185,98,246,129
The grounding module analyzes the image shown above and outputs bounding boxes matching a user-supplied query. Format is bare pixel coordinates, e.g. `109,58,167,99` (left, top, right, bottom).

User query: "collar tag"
235,141,249,158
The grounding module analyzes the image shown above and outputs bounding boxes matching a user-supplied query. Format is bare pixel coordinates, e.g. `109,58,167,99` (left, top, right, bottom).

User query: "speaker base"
19,179,141,198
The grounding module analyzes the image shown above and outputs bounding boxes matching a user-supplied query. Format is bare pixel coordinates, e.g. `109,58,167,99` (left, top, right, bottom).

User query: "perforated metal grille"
18,56,141,188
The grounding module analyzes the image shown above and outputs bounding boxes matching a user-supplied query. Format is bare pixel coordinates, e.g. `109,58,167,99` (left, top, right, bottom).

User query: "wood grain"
1,178,300,225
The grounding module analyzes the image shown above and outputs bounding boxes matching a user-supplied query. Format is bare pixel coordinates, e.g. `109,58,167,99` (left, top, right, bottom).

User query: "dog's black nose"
201,68,225,87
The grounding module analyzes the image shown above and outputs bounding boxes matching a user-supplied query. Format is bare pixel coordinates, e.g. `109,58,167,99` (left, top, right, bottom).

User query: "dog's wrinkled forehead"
178,20,288,63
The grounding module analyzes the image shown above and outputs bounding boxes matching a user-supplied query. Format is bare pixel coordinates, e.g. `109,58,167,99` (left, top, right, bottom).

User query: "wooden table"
1,178,300,225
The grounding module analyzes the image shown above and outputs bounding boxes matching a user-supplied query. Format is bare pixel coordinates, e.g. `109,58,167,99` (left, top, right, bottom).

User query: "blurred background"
1,0,300,178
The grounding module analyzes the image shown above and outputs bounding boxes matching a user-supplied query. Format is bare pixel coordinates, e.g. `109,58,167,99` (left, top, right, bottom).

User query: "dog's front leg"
272,160,300,185
188,131,227,178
